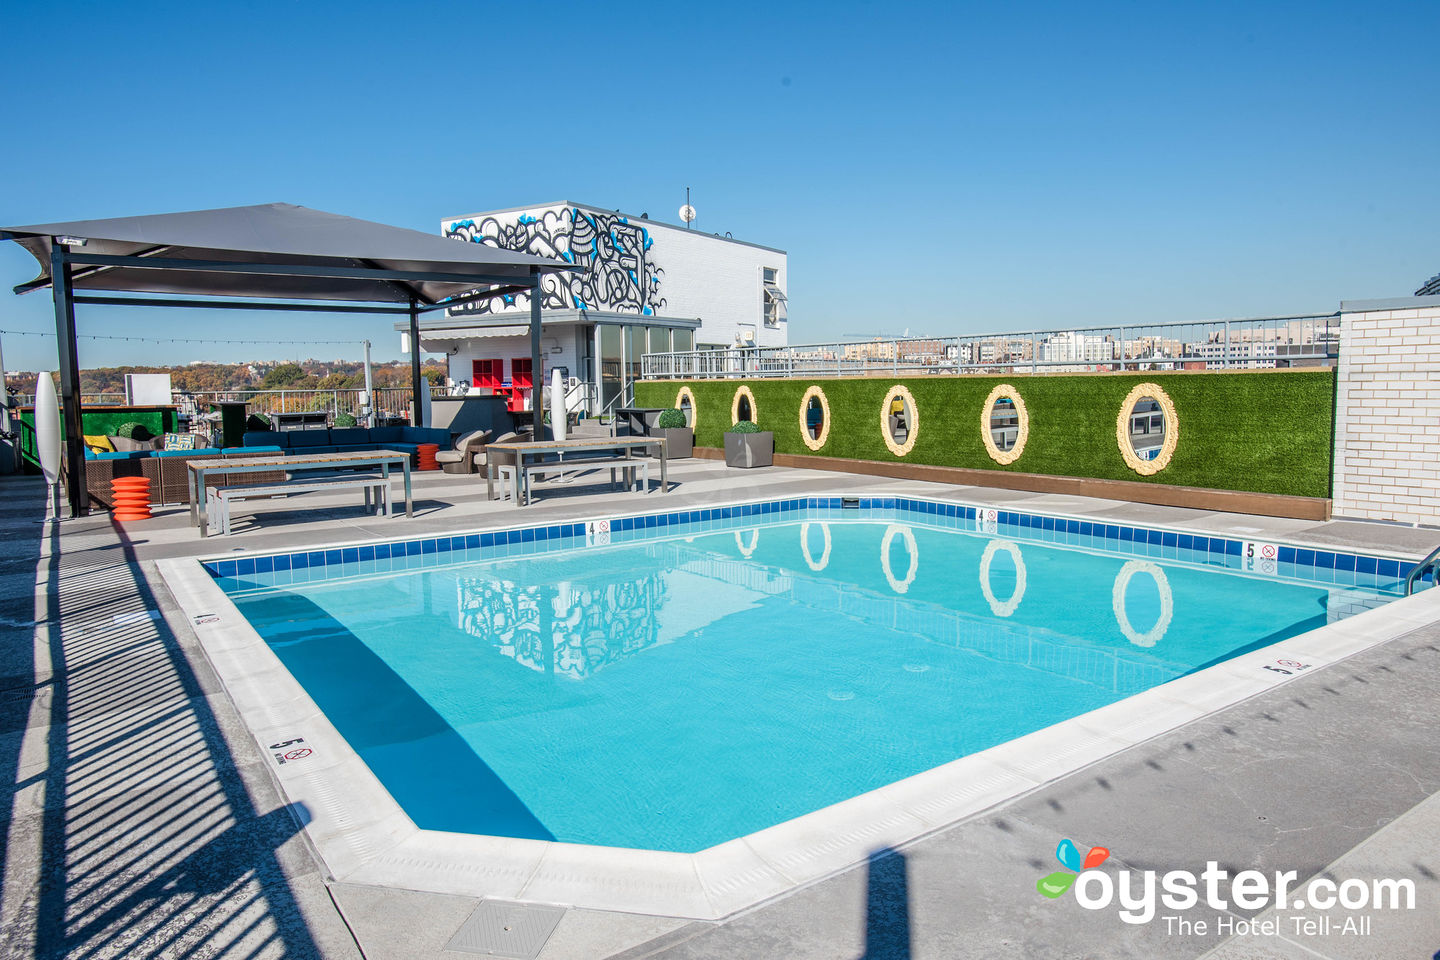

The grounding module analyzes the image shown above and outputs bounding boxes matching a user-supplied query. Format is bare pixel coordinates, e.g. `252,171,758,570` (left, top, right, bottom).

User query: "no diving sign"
1242,540,1278,574
269,737,312,765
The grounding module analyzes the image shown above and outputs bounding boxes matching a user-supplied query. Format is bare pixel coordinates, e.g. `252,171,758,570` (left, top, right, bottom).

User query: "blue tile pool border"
200,495,1419,593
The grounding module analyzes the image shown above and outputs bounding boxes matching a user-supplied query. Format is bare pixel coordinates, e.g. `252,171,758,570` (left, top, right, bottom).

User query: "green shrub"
655,408,688,429
115,421,150,440
246,413,271,431
333,412,357,428
728,419,762,434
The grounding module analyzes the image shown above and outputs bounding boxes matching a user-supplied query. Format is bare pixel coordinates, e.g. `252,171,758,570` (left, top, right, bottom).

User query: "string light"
0,329,366,346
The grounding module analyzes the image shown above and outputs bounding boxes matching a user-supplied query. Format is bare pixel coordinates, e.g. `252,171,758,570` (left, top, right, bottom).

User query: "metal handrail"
1403,545,1440,595
639,313,1342,381
599,382,635,435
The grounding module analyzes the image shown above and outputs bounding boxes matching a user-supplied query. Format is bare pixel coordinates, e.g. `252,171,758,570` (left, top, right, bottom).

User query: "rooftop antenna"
679,187,696,231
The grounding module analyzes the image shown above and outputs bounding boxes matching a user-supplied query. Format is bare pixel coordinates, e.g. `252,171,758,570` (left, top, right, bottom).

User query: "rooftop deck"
2,461,1437,959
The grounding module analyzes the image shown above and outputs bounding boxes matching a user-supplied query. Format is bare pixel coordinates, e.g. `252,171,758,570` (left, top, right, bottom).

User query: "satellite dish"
678,204,696,223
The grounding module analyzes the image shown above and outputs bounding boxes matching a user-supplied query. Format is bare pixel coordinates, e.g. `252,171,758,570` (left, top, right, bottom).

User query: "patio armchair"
474,432,519,471
434,429,493,475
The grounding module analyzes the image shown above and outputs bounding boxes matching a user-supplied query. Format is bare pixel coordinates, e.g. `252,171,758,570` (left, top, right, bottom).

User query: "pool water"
221,510,1400,852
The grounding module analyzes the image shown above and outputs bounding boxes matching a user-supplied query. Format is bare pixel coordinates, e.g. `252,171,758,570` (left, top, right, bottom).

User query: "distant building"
1417,272,1440,297
403,202,787,416
1040,331,1117,365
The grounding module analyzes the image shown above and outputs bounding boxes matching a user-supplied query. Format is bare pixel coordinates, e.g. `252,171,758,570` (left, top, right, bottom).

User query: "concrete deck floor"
1,458,1438,959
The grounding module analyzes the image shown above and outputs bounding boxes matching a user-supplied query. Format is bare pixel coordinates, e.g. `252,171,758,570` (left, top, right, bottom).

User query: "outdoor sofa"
241,425,451,462
82,446,286,507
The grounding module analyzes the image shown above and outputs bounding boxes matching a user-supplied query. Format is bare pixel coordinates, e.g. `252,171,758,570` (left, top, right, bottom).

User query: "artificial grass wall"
636,371,1335,498
16,406,177,467
18,406,176,439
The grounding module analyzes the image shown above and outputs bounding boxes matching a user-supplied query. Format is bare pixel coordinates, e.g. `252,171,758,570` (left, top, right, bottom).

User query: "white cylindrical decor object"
551,368,567,441
35,372,62,487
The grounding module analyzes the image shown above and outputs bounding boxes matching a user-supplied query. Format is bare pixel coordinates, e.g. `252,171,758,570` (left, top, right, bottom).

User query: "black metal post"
50,244,88,516
530,269,544,436
408,299,424,427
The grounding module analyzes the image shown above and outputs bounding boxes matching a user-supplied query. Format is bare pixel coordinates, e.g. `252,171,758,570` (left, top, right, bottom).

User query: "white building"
405,202,787,415
1192,337,1277,366
1039,331,1117,365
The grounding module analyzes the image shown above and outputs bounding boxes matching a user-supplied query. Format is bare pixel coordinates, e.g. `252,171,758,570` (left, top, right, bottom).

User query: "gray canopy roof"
1,202,575,304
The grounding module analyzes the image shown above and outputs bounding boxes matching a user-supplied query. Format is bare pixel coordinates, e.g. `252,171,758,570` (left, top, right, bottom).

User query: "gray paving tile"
1199,933,1326,959
1290,519,1440,558
1223,787,1440,960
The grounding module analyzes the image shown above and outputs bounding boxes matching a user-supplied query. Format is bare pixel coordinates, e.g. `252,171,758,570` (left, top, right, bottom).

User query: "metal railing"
1404,545,1440,595
640,314,1342,380
182,386,430,422
11,385,445,423
565,379,596,416
598,380,635,426
10,392,132,407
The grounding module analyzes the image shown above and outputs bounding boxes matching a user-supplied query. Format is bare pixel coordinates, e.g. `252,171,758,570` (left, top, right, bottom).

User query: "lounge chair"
434,429,493,475
473,431,519,472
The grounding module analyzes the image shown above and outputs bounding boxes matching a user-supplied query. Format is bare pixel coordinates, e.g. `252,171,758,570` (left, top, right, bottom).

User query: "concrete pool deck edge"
151,498,1440,922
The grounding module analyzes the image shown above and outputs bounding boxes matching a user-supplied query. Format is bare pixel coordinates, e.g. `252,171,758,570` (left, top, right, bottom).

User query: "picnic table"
187,449,413,537
485,436,669,506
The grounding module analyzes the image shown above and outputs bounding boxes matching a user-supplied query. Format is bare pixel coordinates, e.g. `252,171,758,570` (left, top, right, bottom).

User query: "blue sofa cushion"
387,443,422,454
286,430,331,448
223,446,283,454
369,426,404,442
401,427,450,447
86,450,148,461
156,448,221,457
332,444,378,453
328,428,371,445
243,431,288,447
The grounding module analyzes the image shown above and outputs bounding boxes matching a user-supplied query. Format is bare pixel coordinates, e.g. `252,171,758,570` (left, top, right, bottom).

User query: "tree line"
5,359,448,398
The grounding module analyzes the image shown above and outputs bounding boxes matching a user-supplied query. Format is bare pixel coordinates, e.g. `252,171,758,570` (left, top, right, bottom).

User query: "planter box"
654,427,693,459
724,431,774,468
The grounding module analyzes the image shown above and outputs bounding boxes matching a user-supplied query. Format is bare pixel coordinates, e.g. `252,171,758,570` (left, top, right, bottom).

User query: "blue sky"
1,0,1437,371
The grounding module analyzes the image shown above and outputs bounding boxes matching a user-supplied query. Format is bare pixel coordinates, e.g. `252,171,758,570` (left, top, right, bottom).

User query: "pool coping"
154,494,1440,921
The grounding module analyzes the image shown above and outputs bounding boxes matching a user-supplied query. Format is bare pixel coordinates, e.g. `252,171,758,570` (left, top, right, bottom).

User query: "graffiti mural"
445,206,665,316
456,572,668,679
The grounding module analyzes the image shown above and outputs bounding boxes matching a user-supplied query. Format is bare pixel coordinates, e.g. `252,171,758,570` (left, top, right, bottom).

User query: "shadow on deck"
0,476,344,959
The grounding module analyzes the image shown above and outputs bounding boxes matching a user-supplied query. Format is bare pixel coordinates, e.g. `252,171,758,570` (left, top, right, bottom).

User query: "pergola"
1,203,576,517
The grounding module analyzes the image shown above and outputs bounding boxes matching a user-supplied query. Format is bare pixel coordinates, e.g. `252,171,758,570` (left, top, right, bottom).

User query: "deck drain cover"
444,900,565,958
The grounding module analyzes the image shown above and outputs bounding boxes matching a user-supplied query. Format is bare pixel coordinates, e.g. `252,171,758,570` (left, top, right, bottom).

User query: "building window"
762,267,785,327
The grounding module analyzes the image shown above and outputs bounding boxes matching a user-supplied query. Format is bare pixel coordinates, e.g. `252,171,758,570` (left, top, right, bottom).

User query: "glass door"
600,324,622,413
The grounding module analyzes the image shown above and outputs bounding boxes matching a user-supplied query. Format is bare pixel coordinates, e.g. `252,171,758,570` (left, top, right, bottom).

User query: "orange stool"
111,476,152,521
416,443,441,471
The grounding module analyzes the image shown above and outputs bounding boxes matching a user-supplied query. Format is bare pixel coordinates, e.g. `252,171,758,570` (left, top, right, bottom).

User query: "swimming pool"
208,497,1403,854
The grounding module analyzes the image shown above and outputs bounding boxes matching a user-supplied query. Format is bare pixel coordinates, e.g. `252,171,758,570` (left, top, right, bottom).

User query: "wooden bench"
205,473,391,536
508,456,650,506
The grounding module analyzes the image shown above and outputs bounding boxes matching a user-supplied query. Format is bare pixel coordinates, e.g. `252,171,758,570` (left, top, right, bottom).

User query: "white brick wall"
1333,305,1440,525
